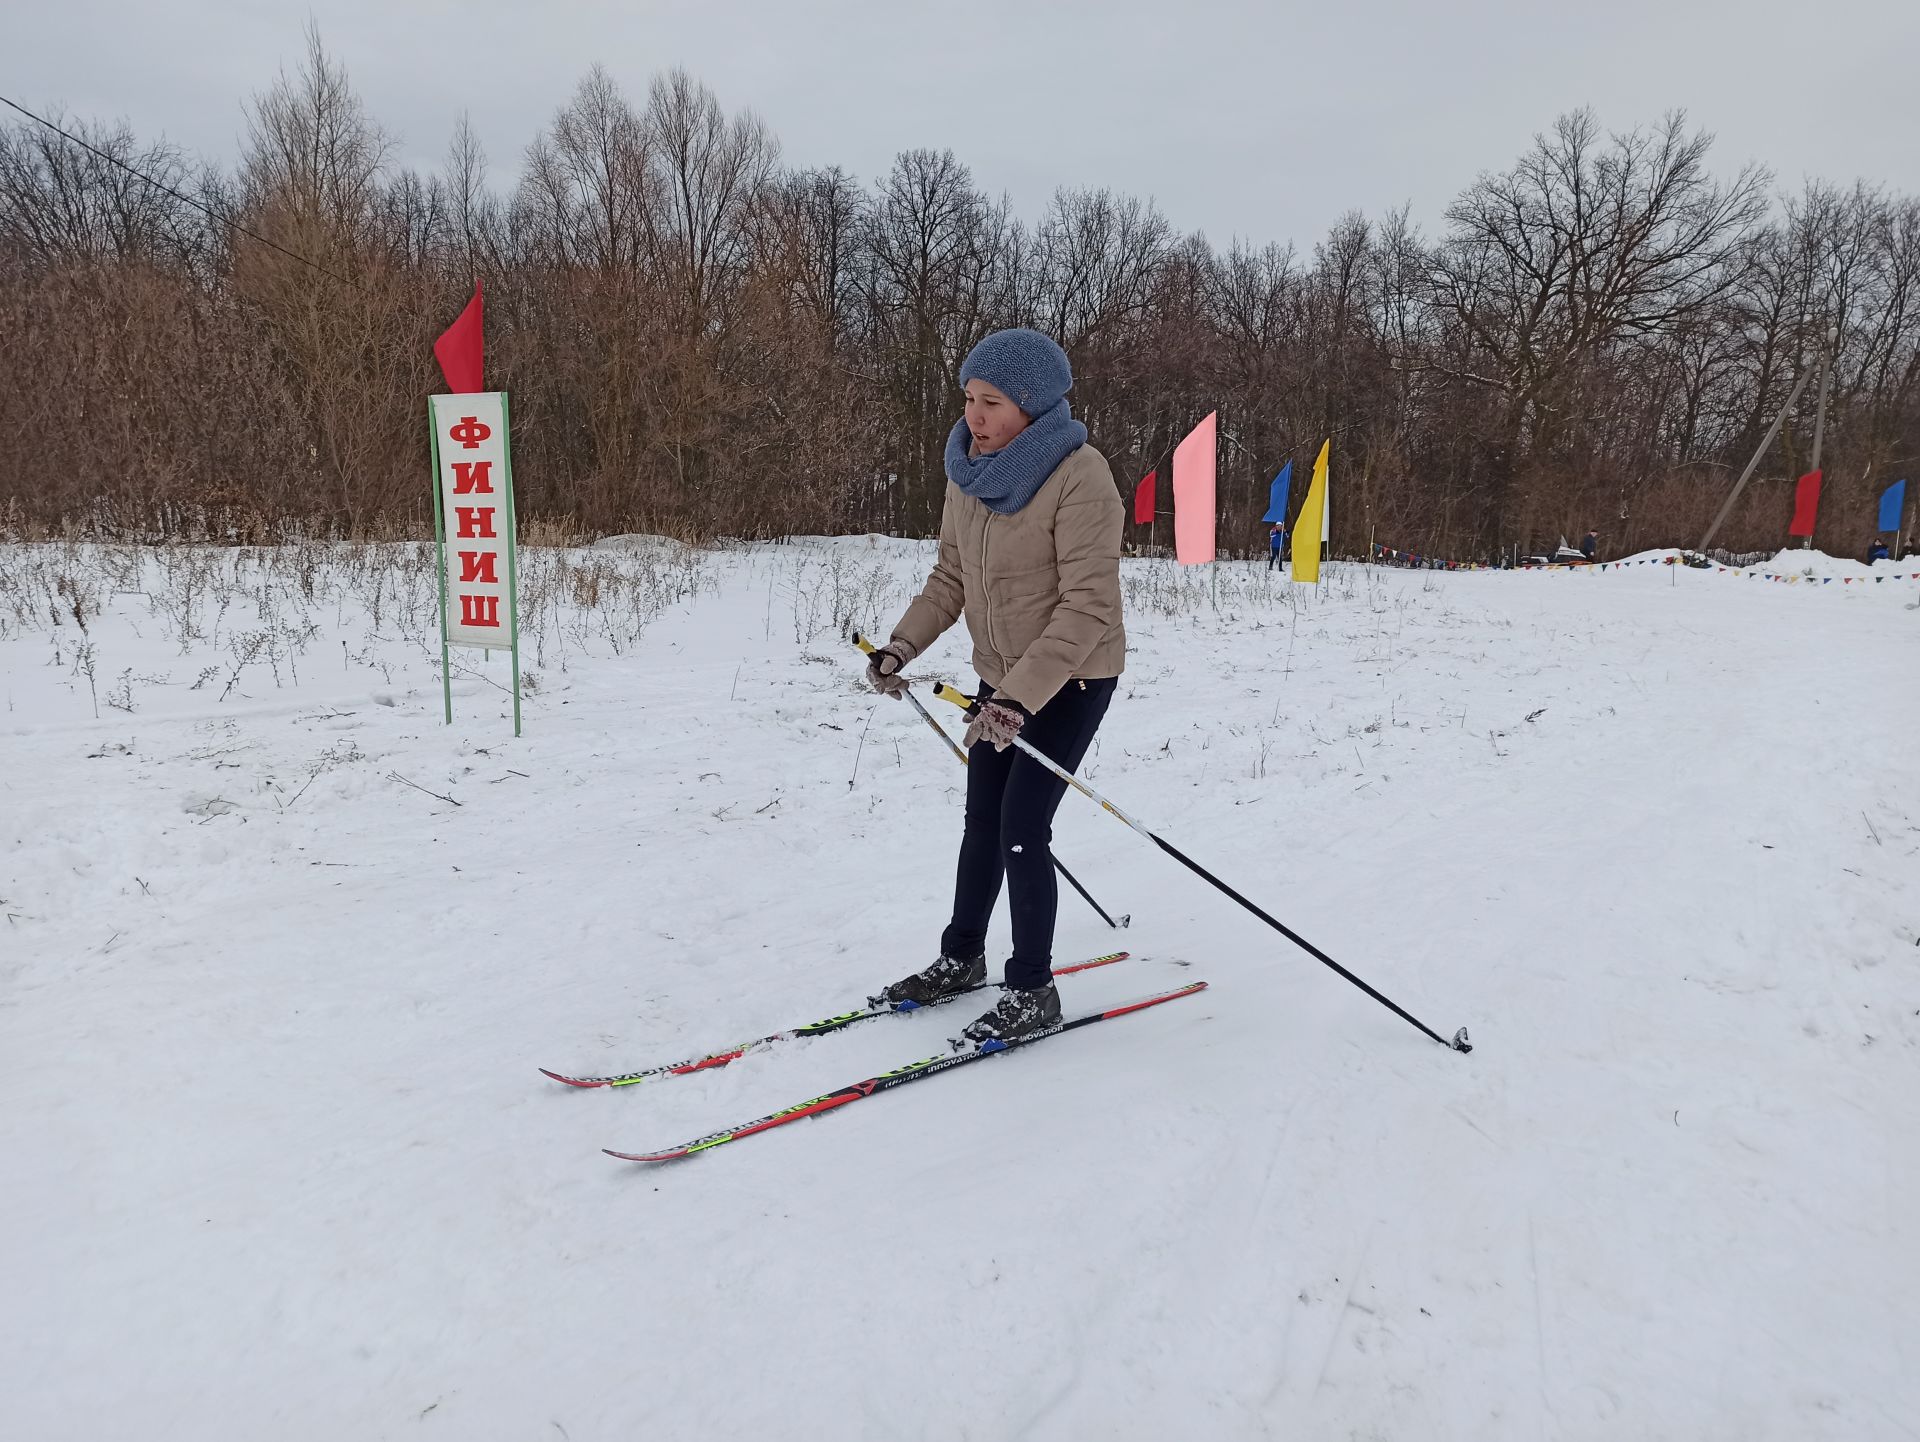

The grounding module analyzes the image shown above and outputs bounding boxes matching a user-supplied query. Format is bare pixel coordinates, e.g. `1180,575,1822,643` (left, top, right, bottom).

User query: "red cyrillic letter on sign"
455,507,497,539
458,551,498,584
451,461,494,494
459,595,501,628
448,416,491,449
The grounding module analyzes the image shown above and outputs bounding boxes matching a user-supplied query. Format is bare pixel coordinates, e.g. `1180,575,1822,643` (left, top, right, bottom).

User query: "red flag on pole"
1788,470,1822,537
1172,412,1217,564
1133,469,1157,525
434,281,485,393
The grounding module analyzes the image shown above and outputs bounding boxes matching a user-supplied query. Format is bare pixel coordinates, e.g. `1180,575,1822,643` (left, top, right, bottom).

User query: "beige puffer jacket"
890,443,1126,713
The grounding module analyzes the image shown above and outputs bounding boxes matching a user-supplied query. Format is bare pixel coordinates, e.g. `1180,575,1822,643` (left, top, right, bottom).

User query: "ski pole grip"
932,683,979,714
852,632,877,655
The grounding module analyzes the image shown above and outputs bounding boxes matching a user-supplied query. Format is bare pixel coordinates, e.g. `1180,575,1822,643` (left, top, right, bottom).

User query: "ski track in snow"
3,539,1918,1440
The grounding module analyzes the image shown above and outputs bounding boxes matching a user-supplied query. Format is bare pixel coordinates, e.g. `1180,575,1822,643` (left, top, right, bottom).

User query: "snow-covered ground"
1748,545,1918,580
4,538,1917,1440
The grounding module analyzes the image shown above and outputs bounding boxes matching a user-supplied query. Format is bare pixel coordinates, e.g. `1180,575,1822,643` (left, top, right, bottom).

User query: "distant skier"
1580,529,1599,561
864,328,1125,1045
1268,522,1286,570
1868,539,1890,564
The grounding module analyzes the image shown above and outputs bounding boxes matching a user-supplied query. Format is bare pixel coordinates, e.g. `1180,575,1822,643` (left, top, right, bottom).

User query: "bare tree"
3,68,1916,559
1430,109,1771,540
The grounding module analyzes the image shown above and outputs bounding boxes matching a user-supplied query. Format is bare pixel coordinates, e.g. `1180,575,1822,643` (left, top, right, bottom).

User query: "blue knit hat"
959,328,1073,419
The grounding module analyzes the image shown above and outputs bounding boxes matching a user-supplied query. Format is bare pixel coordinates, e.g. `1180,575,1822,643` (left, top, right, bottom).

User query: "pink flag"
1172,411,1217,564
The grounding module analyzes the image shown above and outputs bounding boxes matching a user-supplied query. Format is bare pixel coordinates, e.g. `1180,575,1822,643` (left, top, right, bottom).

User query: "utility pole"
1805,326,1837,548
1699,365,1814,552
1700,323,1839,555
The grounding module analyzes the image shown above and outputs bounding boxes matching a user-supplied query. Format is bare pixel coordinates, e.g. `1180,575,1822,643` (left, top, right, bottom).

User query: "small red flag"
434,281,485,394
1133,469,1157,525
1788,469,1822,537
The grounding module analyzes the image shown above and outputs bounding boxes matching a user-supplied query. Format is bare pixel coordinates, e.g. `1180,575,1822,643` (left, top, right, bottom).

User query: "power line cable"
0,92,366,293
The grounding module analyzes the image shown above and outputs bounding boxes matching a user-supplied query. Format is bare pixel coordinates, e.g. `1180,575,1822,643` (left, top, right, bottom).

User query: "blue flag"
1261,462,1293,524
1879,479,1907,533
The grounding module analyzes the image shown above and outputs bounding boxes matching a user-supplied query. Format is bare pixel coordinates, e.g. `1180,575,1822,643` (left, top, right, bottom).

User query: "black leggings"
940,676,1117,990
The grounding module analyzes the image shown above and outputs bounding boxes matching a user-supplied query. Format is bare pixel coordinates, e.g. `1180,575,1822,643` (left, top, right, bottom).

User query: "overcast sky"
11,0,1917,246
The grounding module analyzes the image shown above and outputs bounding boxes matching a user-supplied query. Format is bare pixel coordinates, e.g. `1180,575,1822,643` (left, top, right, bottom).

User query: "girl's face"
963,380,1031,455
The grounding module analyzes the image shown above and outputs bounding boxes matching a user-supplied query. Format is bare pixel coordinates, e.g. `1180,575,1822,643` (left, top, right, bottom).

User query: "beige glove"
864,638,917,699
963,698,1027,752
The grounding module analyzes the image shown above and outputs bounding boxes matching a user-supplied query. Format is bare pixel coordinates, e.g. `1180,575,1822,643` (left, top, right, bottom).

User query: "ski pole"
852,632,968,764
1052,857,1125,931
852,633,1128,930
931,682,1471,1054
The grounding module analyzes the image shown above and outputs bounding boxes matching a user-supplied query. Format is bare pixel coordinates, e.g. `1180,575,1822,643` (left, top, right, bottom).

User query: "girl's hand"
964,699,1026,752
865,639,917,699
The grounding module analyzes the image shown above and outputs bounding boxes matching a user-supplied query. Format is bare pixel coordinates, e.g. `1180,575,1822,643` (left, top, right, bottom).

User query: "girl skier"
864,328,1125,1045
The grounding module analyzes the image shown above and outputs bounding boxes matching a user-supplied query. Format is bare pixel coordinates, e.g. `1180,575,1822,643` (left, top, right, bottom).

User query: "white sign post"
428,392,522,735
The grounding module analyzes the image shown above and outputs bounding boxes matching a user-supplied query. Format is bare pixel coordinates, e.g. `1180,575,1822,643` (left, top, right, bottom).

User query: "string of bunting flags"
1576,554,1920,586
1366,542,1920,586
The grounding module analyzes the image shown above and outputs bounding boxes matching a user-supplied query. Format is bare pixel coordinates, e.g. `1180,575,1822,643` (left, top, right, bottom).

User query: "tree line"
3,31,1915,559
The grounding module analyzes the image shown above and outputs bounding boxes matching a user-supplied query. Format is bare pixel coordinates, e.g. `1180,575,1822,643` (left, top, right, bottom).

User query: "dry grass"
0,538,719,705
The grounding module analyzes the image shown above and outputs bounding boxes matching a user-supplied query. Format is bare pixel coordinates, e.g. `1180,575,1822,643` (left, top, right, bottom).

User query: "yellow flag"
1291,440,1330,584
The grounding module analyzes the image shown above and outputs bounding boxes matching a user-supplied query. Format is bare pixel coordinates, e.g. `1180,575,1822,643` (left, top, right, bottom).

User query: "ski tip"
541,1068,608,1088
1056,950,1129,975
605,1147,680,1164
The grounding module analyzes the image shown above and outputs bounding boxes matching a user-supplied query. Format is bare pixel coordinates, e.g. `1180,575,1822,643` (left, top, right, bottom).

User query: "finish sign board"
428,392,523,734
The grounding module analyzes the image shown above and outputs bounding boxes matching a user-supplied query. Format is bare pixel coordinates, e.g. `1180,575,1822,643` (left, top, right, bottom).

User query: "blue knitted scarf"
944,399,1087,515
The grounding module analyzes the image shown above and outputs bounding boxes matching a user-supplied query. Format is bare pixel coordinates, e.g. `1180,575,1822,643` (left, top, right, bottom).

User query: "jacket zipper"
981,510,1001,660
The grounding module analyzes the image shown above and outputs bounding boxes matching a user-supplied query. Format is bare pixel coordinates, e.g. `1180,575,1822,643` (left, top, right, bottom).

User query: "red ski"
606,979,1209,1163
541,951,1131,1089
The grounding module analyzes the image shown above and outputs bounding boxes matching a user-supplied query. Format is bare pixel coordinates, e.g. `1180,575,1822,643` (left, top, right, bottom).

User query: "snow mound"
781,533,934,557
589,532,692,555
1759,547,1877,579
